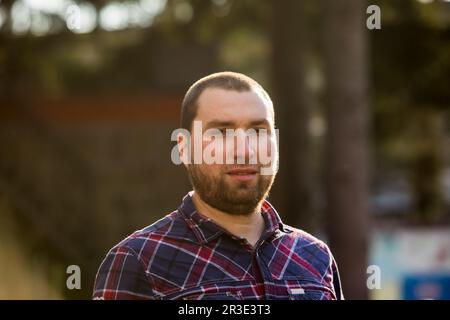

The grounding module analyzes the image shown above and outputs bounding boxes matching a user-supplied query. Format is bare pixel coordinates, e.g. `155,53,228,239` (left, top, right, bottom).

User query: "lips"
227,167,258,175
226,167,258,181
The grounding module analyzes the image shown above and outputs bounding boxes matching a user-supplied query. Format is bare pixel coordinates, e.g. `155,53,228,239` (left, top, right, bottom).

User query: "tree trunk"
323,0,370,299
271,0,317,233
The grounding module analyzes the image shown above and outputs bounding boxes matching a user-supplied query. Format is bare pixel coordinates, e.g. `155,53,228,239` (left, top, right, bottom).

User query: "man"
93,71,343,300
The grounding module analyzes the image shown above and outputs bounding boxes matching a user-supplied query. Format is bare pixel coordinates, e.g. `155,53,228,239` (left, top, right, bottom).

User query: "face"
182,87,278,215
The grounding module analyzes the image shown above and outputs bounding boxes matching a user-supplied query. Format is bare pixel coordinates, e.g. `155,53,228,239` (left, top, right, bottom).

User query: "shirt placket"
235,233,274,299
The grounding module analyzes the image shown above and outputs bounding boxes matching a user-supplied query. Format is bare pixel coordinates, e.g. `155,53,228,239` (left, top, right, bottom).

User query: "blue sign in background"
403,273,450,300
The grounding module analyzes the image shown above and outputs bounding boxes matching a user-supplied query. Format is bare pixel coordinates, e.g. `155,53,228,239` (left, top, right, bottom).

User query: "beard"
187,164,276,216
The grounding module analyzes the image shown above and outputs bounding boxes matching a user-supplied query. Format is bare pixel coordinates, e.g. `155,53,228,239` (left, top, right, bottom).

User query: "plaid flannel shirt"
93,192,344,300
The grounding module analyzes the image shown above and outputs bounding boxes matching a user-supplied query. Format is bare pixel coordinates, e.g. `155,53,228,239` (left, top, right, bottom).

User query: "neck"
191,191,265,247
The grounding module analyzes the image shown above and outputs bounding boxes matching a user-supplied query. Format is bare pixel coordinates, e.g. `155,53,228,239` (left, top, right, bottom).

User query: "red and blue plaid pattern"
93,192,344,300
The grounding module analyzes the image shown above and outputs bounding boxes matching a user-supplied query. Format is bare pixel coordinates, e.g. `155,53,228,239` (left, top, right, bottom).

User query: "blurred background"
0,0,449,300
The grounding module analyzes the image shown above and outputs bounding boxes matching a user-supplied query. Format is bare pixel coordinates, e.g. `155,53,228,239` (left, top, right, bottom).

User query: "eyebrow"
248,119,271,127
204,119,271,129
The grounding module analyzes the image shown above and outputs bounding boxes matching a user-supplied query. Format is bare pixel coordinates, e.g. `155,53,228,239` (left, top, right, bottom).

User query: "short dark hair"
180,71,273,131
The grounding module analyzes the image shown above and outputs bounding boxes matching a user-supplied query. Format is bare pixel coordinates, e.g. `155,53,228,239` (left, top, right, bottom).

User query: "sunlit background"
0,0,449,299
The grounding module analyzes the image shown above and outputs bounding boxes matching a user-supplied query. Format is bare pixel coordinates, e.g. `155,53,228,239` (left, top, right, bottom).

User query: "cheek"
202,138,229,164
202,139,225,153
255,136,276,159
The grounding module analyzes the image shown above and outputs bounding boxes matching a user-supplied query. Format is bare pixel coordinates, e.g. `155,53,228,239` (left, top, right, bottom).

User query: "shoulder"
280,224,334,267
284,225,329,251
108,210,195,262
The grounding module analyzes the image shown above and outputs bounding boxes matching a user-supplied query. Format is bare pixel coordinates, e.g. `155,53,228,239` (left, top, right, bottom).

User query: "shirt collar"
178,191,288,245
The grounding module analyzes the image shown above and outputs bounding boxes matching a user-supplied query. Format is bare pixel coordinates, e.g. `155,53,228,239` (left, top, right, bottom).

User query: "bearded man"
93,71,343,300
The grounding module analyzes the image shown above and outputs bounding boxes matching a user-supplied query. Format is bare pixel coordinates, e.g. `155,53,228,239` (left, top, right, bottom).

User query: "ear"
177,132,190,168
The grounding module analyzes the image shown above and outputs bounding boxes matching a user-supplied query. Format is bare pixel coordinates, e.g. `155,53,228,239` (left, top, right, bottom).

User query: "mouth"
226,167,258,181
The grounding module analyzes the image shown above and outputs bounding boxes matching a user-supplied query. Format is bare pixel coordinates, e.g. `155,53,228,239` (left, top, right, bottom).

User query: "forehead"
195,87,274,126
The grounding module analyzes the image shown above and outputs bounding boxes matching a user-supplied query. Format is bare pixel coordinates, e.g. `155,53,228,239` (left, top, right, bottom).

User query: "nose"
232,129,256,165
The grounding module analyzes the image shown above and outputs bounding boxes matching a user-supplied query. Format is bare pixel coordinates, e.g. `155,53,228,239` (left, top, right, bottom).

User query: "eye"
219,128,237,137
252,127,270,135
